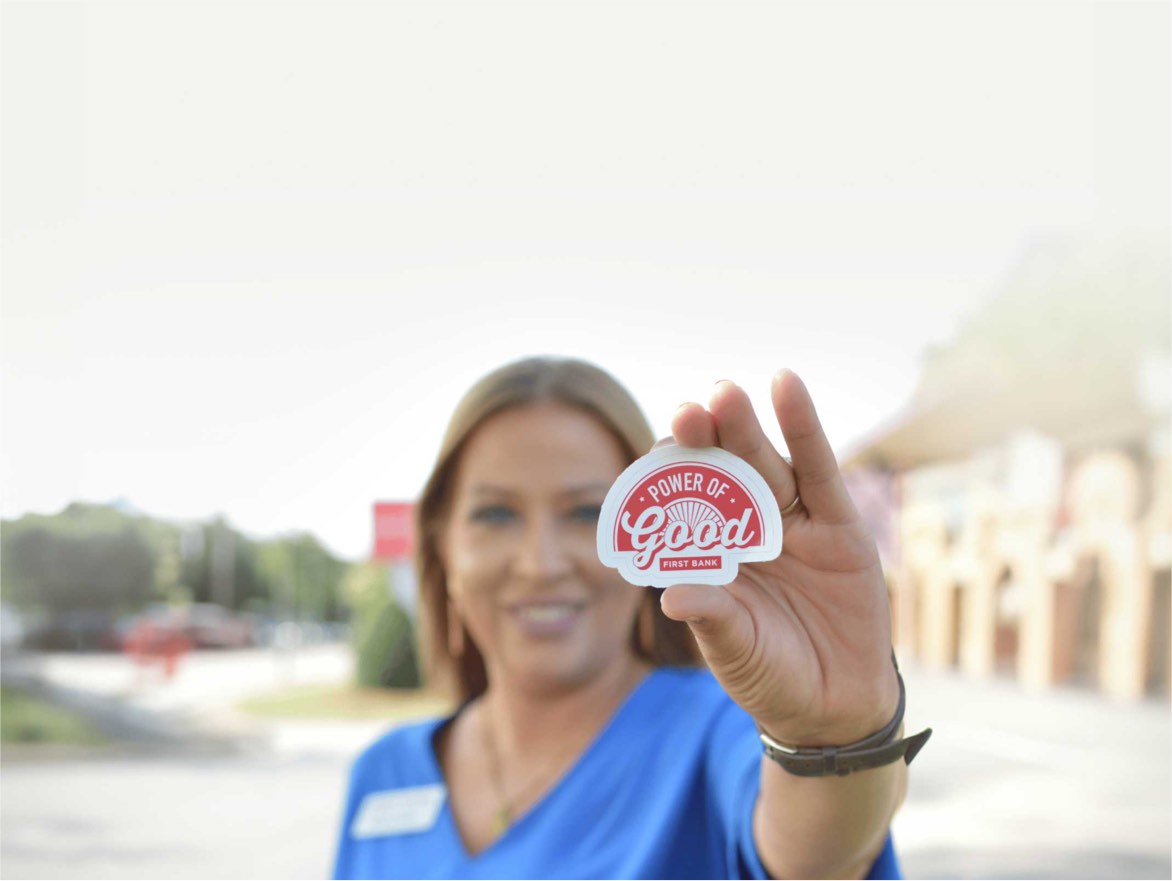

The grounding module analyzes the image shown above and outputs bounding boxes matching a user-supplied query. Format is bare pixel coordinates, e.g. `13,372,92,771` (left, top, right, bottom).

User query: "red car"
122,609,192,679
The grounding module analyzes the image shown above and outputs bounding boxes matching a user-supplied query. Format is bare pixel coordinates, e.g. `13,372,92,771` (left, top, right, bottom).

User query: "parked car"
121,606,193,678
177,603,253,649
24,608,123,652
115,604,182,647
262,619,341,649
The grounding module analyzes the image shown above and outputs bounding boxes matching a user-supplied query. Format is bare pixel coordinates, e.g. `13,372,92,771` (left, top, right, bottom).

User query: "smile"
507,601,587,636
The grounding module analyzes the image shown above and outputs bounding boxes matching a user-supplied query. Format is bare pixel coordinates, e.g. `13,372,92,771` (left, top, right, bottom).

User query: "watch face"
597,445,782,587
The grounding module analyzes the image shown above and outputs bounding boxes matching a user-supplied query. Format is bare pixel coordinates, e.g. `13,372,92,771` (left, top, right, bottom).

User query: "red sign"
373,502,415,561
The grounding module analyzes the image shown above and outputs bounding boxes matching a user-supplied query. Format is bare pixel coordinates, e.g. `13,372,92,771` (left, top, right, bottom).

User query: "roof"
844,234,1170,470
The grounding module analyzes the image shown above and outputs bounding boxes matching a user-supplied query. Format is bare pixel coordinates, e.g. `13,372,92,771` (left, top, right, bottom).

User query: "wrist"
755,667,901,749
756,656,933,778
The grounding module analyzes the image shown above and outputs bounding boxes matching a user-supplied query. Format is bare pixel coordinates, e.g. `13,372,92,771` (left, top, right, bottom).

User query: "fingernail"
712,380,737,403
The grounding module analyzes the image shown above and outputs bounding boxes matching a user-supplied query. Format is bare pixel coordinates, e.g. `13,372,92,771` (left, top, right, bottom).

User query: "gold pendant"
494,805,511,836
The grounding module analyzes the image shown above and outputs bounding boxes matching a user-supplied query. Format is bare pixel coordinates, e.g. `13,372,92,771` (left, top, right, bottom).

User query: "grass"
236,683,453,721
1,685,113,746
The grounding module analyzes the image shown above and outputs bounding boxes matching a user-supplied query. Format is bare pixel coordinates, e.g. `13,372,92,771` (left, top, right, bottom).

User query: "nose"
512,514,574,582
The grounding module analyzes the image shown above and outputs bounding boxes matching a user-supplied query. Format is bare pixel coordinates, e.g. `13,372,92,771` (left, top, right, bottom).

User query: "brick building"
844,235,1170,700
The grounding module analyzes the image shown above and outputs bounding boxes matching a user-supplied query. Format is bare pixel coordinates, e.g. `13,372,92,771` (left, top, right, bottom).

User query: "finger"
708,381,800,516
771,369,858,523
670,402,717,448
659,583,755,668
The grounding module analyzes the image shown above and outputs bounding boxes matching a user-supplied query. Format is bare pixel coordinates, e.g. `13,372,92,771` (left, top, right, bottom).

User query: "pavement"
0,644,364,757
892,665,1171,879
1,645,1170,879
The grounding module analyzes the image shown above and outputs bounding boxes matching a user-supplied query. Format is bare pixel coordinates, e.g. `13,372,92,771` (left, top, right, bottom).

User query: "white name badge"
350,784,447,839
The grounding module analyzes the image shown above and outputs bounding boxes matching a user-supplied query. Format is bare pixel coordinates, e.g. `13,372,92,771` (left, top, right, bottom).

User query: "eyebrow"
561,482,611,497
469,481,611,498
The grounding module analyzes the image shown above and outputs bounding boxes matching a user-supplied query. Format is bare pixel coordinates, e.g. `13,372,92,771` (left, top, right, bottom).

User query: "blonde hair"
415,356,701,701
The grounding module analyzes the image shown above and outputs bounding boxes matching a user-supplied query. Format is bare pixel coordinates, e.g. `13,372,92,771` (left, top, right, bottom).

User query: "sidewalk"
894,664,1171,879
3,646,1169,878
1,645,362,758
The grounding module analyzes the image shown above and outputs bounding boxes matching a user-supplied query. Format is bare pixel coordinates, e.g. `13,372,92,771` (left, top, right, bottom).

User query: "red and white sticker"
597,446,782,587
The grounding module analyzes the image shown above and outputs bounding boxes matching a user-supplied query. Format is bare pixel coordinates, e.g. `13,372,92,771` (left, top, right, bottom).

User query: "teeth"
515,604,578,622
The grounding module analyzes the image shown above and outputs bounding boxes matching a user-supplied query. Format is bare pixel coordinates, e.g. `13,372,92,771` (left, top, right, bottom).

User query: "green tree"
0,503,350,624
343,562,421,689
1,505,156,615
257,532,349,623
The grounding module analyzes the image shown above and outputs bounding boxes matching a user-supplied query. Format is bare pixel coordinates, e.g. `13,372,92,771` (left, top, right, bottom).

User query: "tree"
0,504,350,623
1,506,155,615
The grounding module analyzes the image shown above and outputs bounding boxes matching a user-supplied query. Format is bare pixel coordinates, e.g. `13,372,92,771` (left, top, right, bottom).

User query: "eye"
568,503,602,524
469,504,517,525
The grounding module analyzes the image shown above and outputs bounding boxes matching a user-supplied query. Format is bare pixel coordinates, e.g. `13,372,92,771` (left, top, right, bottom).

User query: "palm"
660,372,899,747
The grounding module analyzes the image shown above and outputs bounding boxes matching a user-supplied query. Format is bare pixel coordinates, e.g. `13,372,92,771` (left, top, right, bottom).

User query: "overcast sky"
2,2,1168,560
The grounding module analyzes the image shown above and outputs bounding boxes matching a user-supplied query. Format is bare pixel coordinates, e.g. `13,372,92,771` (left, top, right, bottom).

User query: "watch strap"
756,652,933,778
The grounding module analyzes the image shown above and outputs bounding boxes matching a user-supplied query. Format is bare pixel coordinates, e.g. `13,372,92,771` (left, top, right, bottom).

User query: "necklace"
477,666,651,836
479,701,579,836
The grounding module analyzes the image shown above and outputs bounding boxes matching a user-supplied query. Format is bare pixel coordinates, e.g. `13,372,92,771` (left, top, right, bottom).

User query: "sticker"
597,446,782,587
350,784,446,839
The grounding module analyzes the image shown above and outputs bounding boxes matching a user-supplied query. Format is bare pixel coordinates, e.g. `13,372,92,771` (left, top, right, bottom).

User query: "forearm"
752,728,907,880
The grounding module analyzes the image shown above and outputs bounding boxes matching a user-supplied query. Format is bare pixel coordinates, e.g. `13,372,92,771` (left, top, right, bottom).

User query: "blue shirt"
333,666,902,879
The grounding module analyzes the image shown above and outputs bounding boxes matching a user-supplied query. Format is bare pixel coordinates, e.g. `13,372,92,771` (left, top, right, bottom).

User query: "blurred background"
1,1,1168,878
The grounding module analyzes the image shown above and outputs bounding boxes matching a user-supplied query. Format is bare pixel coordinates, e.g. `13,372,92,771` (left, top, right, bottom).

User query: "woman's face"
440,402,644,694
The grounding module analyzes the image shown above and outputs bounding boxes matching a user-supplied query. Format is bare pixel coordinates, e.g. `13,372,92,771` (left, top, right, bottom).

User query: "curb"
2,667,267,758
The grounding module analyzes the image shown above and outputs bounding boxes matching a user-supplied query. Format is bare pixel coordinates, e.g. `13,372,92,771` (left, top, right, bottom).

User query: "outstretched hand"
659,370,899,747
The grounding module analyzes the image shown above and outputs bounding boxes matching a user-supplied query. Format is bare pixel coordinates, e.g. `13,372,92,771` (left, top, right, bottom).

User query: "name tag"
350,784,447,839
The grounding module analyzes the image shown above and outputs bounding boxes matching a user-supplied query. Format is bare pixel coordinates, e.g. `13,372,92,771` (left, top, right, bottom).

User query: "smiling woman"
332,356,913,880
440,404,650,692
415,358,701,703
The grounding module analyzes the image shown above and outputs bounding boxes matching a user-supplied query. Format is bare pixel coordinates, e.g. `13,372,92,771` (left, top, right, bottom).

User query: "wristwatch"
757,652,932,778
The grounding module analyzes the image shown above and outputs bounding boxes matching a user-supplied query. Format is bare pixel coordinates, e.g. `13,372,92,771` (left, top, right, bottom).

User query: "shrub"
353,593,421,689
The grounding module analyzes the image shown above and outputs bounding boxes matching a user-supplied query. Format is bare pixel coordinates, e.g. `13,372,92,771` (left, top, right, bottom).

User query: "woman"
333,357,926,879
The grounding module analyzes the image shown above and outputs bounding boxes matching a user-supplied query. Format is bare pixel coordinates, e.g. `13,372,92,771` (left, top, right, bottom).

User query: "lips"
506,599,587,637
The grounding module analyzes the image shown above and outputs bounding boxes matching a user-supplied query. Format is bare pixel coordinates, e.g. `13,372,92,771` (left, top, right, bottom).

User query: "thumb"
660,583,755,669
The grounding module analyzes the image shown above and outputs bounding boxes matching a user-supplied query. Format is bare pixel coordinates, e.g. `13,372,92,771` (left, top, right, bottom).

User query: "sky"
2,2,1168,561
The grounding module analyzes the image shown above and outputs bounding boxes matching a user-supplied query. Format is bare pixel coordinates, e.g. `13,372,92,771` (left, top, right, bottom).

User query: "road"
2,647,1169,879
892,665,1170,879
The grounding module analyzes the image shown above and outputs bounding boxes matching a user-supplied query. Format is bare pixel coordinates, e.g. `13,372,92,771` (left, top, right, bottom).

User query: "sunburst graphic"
663,497,725,528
